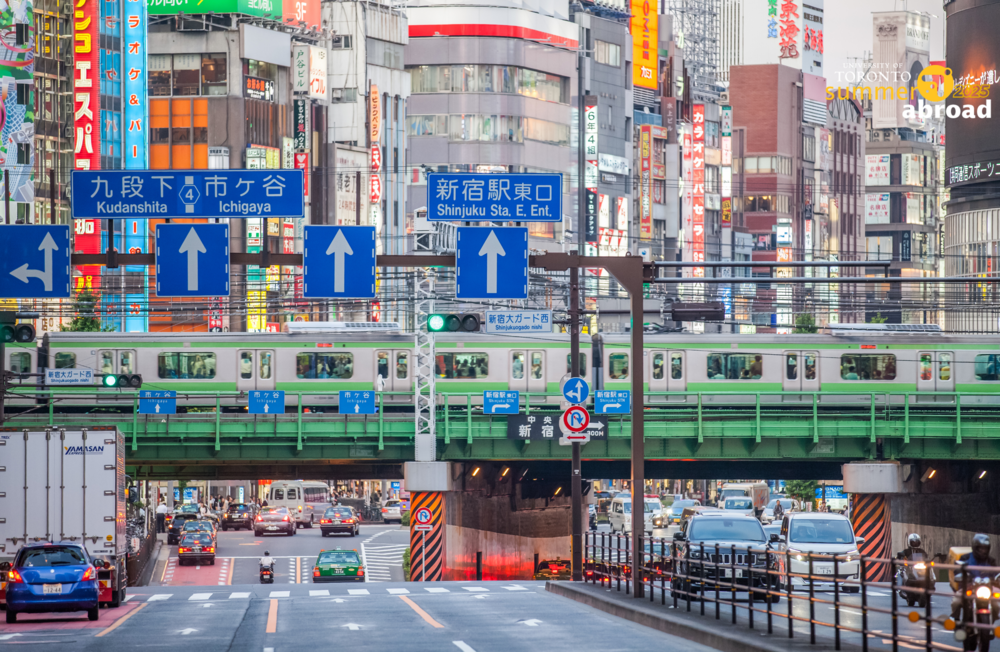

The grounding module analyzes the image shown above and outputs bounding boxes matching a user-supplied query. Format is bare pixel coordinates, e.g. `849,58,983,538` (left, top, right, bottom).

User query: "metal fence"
585,531,1000,652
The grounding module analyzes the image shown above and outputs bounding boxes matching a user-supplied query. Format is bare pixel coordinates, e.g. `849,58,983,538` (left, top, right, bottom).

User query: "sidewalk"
546,582,863,652
145,533,171,587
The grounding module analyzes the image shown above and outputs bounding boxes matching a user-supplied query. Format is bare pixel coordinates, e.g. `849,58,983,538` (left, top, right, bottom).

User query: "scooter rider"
952,534,999,620
260,550,275,577
896,533,927,561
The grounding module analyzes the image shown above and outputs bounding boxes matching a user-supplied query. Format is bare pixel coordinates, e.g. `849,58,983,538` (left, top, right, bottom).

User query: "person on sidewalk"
155,500,169,533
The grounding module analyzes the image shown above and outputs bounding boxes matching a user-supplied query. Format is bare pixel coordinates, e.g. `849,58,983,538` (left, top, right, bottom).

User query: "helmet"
264,550,270,556
972,534,991,561
907,533,922,549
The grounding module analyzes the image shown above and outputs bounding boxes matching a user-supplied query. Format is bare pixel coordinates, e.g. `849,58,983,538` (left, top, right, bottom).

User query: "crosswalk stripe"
386,588,409,595
309,590,329,597
147,594,172,602
462,587,488,592
269,590,290,598
124,594,136,602
503,585,528,591
425,588,449,593
348,589,370,595
189,593,213,601
229,592,251,599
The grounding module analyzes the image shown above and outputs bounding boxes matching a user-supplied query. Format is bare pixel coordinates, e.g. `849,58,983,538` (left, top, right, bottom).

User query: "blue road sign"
484,390,519,414
71,170,305,219
456,227,528,300
155,224,230,298
595,390,631,414
303,226,376,298
562,377,590,405
426,173,562,222
139,391,177,415
249,390,284,414
391,481,401,490
0,225,71,298
340,390,376,414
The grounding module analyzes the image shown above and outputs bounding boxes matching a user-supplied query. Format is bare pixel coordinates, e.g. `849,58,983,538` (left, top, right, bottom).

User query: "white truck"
0,427,128,608
719,482,770,518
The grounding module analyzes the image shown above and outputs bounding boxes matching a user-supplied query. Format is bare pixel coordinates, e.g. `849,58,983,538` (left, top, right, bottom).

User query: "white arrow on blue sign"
456,227,528,300
249,391,284,414
340,391,376,414
484,391,519,414
139,391,177,415
562,377,590,405
0,226,71,298
595,390,631,414
155,224,230,297
303,226,376,299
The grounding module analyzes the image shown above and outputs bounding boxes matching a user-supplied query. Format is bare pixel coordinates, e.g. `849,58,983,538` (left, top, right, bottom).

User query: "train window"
296,353,354,379
707,353,762,380
99,351,114,375
157,353,218,379
565,354,587,373
260,352,272,380
671,353,683,380
975,354,1000,380
919,354,931,381
939,353,951,381
786,354,798,380
652,353,665,379
119,351,134,374
396,353,408,379
804,354,817,380
240,352,252,379
377,352,390,379
436,353,488,379
840,355,896,380
512,352,525,379
9,352,30,373
530,352,543,379
608,353,629,379
54,353,75,369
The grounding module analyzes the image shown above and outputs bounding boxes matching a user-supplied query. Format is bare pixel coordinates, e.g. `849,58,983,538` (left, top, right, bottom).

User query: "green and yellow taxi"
312,548,365,583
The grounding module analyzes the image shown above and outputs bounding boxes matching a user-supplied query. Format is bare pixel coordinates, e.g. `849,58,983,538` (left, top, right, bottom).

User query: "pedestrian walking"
155,500,169,533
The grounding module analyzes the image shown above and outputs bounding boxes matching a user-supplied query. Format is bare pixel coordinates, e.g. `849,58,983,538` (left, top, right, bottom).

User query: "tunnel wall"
890,492,1000,558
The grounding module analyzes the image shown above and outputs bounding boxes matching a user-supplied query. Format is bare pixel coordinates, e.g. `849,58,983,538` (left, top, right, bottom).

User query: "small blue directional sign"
562,377,590,405
426,173,562,222
0,225,71,298
45,369,94,385
303,226,376,298
595,390,631,414
139,391,177,415
71,170,305,219
155,224,230,298
456,227,528,300
340,390,376,414
249,390,284,414
484,390,519,414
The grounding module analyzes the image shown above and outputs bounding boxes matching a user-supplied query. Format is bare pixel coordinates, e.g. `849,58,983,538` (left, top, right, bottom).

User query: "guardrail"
585,531,998,652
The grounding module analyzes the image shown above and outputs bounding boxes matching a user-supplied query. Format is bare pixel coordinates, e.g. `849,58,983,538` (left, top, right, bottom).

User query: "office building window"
595,40,620,67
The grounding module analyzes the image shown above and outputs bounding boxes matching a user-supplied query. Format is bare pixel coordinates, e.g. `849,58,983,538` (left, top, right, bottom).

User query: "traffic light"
427,313,481,332
101,374,143,389
0,312,36,343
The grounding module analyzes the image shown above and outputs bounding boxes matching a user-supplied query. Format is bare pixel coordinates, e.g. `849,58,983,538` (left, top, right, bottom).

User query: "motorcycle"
259,560,275,584
955,574,998,652
895,551,929,608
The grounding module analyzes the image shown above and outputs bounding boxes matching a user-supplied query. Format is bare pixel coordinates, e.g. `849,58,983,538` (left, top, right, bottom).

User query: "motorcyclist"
896,533,927,561
951,534,999,620
260,550,275,574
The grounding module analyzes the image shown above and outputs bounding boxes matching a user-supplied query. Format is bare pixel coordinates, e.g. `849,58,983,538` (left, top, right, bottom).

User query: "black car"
222,503,256,531
167,512,200,545
254,507,296,536
670,512,777,603
319,507,359,537
177,532,215,566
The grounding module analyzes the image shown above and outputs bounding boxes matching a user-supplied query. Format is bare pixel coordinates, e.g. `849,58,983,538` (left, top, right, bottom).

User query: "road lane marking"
226,558,234,585
462,587,488,592
95,602,148,638
266,599,278,634
399,595,444,629
229,592,251,599
269,591,290,598
147,594,172,601
189,593,213,601
386,588,409,595
348,589,370,595
503,585,528,591
425,588,449,593
124,594,136,602
296,557,301,584
453,643,477,652
310,590,329,597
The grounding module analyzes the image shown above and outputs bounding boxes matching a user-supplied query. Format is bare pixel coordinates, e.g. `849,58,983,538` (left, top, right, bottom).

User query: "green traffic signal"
100,374,143,388
103,374,119,387
428,314,446,331
427,313,481,332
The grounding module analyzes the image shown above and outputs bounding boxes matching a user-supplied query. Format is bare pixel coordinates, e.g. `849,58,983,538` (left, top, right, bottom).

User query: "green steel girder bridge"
3,390,1000,478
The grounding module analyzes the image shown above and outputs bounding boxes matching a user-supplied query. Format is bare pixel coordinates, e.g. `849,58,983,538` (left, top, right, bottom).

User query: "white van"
608,495,661,533
266,481,333,527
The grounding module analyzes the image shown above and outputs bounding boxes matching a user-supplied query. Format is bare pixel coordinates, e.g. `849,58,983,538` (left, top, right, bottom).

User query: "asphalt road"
0,581,723,652
160,523,409,586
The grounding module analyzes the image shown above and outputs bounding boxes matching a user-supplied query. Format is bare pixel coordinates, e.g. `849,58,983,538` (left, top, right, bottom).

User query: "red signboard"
370,174,382,204
282,0,321,31
294,152,310,198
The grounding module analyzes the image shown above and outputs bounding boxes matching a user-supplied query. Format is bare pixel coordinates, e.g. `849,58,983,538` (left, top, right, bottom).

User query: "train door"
236,349,276,391
375,350,411,396
916,351,954,395
781,351,820,400
96,349,137,378
648,350,686,402
510,350,546,394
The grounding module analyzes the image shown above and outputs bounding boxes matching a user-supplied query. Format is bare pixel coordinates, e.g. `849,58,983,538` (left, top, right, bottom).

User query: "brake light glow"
179,548,190,553
313,567,320,577
381,508,387,513
321,519,330,524
358,567,364,576
7,568,22,583
205,547,215,553
82,566,96,581
282,516,289,522
257,515,263,522
344,519,354,524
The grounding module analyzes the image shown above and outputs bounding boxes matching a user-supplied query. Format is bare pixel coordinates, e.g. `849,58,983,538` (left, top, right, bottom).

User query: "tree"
868,313,888,324
60,290,112,332
783,480,819,507
793,313,817,334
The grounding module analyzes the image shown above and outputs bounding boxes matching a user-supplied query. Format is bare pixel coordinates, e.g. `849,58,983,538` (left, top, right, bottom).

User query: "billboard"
150,0,280,18
0,0,34,215
74,0,100,171
691,105,706,274
630,0,658,89
639,126,652,240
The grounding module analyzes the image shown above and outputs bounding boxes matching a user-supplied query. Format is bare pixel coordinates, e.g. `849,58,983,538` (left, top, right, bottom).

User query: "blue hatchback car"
3,543,101,623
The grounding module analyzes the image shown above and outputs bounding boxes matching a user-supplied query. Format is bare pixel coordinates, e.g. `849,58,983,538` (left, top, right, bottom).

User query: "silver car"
382,499,403,524
721,497,756,518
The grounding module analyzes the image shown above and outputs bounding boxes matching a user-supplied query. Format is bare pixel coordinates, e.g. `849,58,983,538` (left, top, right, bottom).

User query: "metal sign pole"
569,265,583,582
422,529,426,582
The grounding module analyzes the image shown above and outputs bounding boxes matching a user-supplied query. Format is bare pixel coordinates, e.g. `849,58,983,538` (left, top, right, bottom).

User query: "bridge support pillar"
404,462,453,582
843,463,903,582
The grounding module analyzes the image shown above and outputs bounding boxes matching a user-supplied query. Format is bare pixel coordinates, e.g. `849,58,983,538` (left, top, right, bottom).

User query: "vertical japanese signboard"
584,96,598,243
630,0,658,89
74,0,99,171
692,105,706,276
294,99,309,150
369,84,381,230
639,126,652,241
124,0,149,331
720,106,732,228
